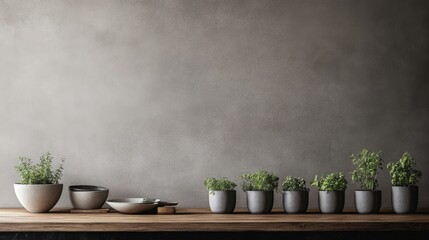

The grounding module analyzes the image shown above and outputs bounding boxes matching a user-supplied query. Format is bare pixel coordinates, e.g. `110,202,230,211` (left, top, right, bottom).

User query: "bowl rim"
69,185,109,192
106,198,157,204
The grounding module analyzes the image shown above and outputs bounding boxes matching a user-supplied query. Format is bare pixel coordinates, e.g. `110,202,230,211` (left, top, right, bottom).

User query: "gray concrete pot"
354,190,381,214
14,183,63,213
208,190,236,214
282,191,309,214
318,191,345,214
392,186,418,214
246,191,273,214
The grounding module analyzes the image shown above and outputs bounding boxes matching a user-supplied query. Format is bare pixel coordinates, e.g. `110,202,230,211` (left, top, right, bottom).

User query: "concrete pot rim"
355,190,381,192
391,186,418,188
282,190,309,193
69,185,108,192
14,183,63,186
282,190,309,192
245,190,274,192
318,190,345,192
208,190,236,192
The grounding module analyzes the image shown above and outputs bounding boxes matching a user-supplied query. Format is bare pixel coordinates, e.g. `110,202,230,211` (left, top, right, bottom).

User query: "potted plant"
14,152,64,213
350,149,383,214
387,152,422,214
203,177,237,214
281,176,309,213
311,172,347,214
239,170,279,214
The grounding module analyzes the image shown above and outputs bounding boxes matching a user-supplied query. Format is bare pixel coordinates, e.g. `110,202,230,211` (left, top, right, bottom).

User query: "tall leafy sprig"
311,172,347,191
350,149,383,190
239,170,279,192
387,152,422,186
281,176,309,191
15,152,64,184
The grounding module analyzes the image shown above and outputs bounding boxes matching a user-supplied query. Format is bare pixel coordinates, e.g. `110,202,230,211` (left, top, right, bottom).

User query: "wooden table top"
0,208,428,232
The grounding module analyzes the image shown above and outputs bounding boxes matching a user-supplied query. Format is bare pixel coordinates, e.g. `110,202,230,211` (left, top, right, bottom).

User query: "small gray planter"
391,186,418,214
318,191,345,214
282,191,308,214
246,191,273,214
354,190,381,214
208,190,236,214
14,183,63,213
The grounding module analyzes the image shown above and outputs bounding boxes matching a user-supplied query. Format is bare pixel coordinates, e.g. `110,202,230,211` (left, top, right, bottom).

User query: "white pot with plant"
281,176,309,214
204,177,237,214
14,152,64,213
351,149,383,214
387,152,422,214
239,170,279,214
311,172,347,214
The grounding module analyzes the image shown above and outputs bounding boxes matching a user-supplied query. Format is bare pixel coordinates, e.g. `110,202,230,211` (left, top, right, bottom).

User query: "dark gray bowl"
69,185,109,209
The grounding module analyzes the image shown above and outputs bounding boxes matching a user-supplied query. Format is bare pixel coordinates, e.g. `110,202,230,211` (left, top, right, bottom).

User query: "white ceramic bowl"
14,183,63,213
107,198,158,214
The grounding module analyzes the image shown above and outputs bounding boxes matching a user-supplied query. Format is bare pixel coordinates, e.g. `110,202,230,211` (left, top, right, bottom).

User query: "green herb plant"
204,177,237,194
387,152,422,186
311,172,347,191
350,149,383,190
239,170,279,192
15,152,64,184
281,176,309,191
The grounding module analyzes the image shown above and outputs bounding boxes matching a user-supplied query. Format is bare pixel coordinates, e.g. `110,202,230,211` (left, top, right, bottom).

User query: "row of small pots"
209,186,419,214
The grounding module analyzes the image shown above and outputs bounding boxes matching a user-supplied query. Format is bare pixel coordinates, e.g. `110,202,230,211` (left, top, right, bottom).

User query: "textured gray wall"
0,0,428,210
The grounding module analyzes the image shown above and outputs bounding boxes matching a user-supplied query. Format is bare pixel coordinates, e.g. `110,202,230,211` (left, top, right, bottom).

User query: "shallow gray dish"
107,198,158,214
69,185,109,210
144,198,178,207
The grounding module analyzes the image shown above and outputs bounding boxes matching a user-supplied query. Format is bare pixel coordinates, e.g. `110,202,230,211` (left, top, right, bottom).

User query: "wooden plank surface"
0,208,428,232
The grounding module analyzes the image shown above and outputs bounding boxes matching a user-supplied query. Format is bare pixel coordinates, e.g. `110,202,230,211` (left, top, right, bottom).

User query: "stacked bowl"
69,185,109,209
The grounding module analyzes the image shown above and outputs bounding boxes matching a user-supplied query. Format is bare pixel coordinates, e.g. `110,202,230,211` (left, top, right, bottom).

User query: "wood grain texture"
0,208,428,232
70,209,110,213
157,207,176,215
